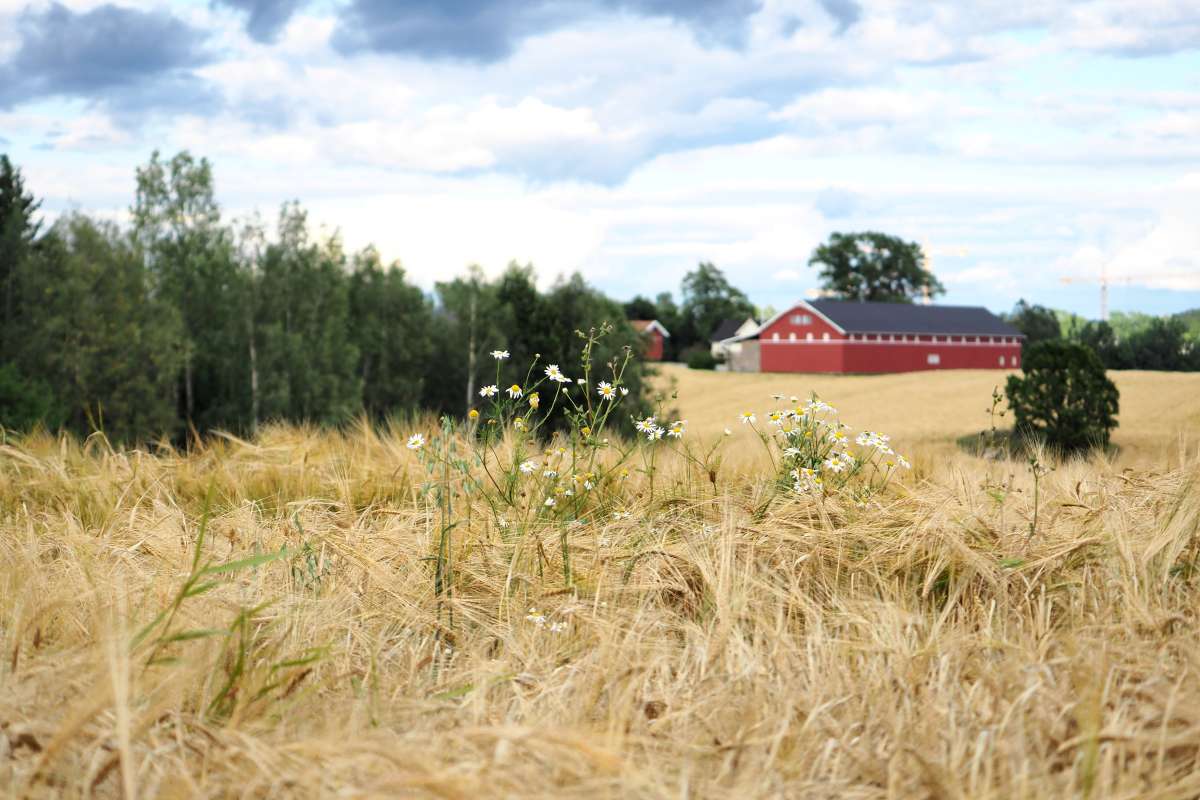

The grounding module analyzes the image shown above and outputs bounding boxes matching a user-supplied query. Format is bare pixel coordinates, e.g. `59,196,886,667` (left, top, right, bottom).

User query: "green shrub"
1005,340,1119,453
0,362,58,434
685,348,718,370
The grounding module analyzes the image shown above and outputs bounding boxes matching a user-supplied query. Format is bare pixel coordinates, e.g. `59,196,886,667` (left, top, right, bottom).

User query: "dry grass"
3,373,1200,798
660,364,1200,466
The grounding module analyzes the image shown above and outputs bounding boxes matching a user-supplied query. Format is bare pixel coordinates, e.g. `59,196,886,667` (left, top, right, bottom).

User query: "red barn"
630,319,670,361
725,299,1023,373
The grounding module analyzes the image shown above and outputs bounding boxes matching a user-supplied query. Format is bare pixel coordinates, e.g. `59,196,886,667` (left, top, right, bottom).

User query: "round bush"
685,349,718,370
1004,340,1119,453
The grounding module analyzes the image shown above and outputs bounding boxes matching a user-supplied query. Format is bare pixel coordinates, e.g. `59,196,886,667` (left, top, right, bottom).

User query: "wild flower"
667,420,687,438
823,455,849,473
545,364,569,383
597,381,616,400
635,416,656,433
619,387,629,396
897,455,912,469
480,384,498,397
407,433,425,450
646,425,665,441
468,409,479,420
506,384,523,399
543,469,557,478
740,411,756,424
491,350,510,360
791,466,823,493
544,497,556,507
514,417,527,431
528,392,540,410
519,460,538,474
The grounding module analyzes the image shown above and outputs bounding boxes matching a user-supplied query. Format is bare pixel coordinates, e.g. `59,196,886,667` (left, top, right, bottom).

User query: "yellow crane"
1059,269,1191,321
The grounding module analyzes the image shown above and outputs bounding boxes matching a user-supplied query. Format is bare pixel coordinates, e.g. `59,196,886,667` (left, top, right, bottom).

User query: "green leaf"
198,548,288,577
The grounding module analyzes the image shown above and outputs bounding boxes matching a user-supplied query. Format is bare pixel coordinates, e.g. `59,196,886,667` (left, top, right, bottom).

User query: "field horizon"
659,364,1200,467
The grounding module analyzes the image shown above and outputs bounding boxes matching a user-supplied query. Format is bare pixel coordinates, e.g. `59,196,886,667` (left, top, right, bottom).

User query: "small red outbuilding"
630,319,670,361
725,299,1023,374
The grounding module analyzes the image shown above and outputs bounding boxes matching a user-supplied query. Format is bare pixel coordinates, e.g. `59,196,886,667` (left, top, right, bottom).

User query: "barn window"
998,355,1005,366
927,353,941,365
805,332,813,341
822,332,830,341
789,332,796,341
790,314,812,325
772,332,780,340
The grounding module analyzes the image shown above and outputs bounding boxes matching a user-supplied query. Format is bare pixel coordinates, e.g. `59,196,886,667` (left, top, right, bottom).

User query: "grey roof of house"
808,299,1023,336
710,318,746,342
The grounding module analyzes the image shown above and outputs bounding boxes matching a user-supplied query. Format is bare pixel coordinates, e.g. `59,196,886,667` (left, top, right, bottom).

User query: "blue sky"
2,0,1199,317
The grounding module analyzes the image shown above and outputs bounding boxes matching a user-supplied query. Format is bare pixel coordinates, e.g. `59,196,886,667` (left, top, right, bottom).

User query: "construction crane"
1059,268,1191,321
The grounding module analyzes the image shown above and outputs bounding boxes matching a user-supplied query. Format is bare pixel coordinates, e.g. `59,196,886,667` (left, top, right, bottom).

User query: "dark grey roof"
710,318,745,342
809,299,1023,336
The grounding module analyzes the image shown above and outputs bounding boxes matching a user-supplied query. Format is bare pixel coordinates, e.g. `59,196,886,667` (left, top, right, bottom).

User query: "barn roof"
710,318,745,342
630,319,670,337
802,299,1023,337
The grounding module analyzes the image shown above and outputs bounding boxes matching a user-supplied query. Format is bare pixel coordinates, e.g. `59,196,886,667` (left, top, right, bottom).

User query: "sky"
1,0,1199,318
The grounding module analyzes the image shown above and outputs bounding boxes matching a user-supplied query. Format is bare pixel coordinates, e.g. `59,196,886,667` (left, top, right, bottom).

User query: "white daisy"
479,384,498,397
491,350,509,360
406,433,425,450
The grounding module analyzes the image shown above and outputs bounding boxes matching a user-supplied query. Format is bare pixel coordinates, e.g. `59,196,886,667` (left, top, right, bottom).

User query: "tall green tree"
1125,317,1196,371
432,265,511,414
0,155,42,355
15,215,183,441
253,203,359,424
1072,320,1132,369
1005,299,1062,353
679,262,755,348
132,150,249,430
349,247,435,417
623,295,658,320
808,232,942,303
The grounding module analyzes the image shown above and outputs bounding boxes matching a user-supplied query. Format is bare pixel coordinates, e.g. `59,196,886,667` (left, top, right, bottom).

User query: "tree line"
1004,300,1200,371
0,152,653,442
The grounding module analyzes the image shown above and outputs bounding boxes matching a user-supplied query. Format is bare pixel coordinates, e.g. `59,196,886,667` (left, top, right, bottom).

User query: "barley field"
3,369,1200,798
